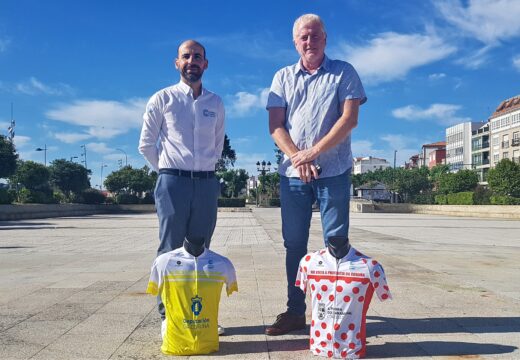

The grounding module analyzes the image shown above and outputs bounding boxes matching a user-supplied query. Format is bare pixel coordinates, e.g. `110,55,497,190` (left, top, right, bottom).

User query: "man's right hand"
296,162,320,183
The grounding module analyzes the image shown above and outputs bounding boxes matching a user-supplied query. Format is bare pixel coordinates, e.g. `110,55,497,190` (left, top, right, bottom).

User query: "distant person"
138,39,225,335
265,14,367,335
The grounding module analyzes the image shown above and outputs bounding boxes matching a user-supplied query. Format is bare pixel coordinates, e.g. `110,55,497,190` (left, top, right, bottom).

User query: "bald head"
178,40,206,59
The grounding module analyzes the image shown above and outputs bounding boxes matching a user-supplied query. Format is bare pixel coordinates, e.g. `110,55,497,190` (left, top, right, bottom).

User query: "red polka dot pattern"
329,294,334,301
321,284,328,291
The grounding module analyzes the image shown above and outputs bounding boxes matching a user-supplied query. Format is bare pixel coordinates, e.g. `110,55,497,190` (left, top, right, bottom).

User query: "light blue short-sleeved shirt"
266,55,366,178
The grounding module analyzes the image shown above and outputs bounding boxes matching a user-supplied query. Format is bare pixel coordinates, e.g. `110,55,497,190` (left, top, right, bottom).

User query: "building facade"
489,95,520,167
471,123,490,183
353,156,391,174
419,141,446,168
446,122,484,172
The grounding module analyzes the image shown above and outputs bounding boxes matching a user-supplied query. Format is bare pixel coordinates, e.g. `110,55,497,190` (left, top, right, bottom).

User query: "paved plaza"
0,208,519,359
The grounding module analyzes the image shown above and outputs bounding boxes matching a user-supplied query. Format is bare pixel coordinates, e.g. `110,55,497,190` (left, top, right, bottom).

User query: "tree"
274,144,283,167
216,134,236,172
258,172,280,199
438,169,478,194
487,159,520,197
429,164,450,190
392,167,431,202
49,159,91,197
219,169,249,198
104,165,155,195
10,160,50,190
0,135,18,179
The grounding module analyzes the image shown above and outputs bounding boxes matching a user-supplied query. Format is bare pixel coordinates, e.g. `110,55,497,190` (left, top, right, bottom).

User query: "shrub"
268,198,281,207
140,192,155,204
435,194,448,205
0,188,14,204
81,188,106,204
473,185,492,205
116,193,140,204
447,192,474,205
52,191,67,204
412,193,435,204
18,188,56,204
218,198,245,207
490,195,520,205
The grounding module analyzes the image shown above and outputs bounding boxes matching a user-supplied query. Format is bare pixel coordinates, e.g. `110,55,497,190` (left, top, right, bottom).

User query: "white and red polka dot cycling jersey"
296,246,391,359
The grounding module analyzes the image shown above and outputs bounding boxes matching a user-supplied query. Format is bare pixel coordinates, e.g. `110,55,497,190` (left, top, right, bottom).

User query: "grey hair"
292,14,326,40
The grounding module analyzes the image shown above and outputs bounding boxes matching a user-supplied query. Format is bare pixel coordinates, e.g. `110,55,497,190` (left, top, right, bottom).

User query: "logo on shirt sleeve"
203,109,216,117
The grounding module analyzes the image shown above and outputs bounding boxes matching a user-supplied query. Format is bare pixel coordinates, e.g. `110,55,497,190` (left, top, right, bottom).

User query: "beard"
181,65,203,83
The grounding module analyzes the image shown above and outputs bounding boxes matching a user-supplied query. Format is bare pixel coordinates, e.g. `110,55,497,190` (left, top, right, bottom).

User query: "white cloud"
13,135,31,149
54,132,92,144
334,32,456,85
513,55,520,72
15,77,74,96
454,44,495,69
86,142,113,154
233,136,258,145
380,134,411,150
227,88,269,118
428,73,446,81
392,103,472,125
436,0,520,45
46,98,146,139
0,37,10,52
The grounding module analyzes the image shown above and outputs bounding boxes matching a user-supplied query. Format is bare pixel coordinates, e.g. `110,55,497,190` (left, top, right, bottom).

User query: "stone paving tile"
1,210,520,359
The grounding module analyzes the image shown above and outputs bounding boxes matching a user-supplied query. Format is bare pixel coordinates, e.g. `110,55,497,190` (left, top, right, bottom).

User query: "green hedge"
116,193,140,204
218,198,245,207
81,188,106,204
269,198,281,207
435,194,448,205
18,188,57,204
447,191,474,205
0,188,14,204
490,195,520,205
412,193,435,204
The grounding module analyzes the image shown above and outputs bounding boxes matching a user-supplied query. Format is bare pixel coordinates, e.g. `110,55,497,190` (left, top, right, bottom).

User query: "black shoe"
265,311,305,336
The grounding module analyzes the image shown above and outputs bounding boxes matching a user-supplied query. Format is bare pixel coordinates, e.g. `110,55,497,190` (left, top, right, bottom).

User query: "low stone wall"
0,204,156,221
373,203,520,219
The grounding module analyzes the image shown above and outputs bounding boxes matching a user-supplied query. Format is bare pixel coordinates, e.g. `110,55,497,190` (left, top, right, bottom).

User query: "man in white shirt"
138,40,225,324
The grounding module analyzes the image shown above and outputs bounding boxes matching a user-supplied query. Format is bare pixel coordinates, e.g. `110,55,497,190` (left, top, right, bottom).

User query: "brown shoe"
265,311,306,336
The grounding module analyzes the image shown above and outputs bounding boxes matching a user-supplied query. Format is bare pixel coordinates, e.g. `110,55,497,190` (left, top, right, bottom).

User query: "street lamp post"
255,160,271,206
80,144,88,170
35,144,47,166
116,148,128,167
100,164,108,191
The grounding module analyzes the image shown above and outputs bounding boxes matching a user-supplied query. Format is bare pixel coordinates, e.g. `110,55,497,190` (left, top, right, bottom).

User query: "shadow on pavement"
368,341,517,358
368,316,520,335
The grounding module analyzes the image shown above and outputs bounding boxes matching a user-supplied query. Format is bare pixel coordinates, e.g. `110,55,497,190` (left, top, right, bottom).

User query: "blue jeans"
280,171,351,316
154,172,219,319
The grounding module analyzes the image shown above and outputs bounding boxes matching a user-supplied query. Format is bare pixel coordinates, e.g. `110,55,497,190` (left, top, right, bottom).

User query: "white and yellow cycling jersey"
147,247,237,355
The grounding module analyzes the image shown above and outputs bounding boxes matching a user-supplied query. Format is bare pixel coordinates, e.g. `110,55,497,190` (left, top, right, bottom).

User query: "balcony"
514,157,520,164
502,141,510,148
512,139,520,147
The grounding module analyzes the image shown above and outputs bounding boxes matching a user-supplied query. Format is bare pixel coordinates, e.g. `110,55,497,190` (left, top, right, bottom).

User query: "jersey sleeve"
224,259,238,296
146,257,163,296
295,254,311,292
369,261,392,301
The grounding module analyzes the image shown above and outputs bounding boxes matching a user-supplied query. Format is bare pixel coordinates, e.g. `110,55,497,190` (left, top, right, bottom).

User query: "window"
502,152,509,159
493,153,500,163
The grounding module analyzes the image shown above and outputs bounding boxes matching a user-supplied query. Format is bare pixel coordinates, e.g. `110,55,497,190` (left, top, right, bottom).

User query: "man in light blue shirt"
265,14,367,336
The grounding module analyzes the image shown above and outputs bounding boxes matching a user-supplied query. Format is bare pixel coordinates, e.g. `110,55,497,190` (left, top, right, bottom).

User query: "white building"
353,156,391,175
446,122,484,172
489,95,520,166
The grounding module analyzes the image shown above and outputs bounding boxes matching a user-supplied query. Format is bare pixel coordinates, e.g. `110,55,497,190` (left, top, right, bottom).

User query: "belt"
159,168,215,179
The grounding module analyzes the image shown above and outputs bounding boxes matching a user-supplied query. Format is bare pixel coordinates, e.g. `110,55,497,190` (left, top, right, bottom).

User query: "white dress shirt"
139,81,225,172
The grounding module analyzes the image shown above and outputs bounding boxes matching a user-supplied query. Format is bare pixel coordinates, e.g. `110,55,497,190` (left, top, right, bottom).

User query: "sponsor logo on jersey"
317,260,325,267
176,260,182,266
317,302,326,320
191,295,203,316
203,109,216,117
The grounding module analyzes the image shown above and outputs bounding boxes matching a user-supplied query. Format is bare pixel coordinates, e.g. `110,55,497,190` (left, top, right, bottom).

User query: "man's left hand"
291,147,319,168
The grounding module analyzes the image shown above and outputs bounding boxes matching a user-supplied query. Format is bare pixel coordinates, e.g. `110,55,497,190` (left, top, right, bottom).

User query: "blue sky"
1,0,520,187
